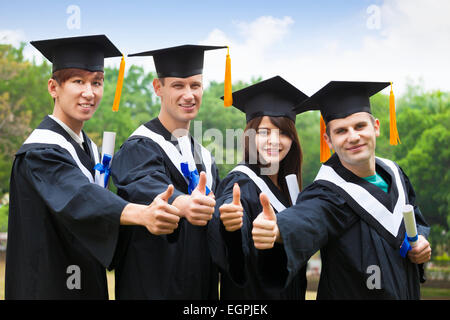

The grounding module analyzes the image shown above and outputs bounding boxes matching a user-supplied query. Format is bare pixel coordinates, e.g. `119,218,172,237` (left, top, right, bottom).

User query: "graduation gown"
110,117,221,299
268,154,429,300
209,162,307,300
5,116,127,299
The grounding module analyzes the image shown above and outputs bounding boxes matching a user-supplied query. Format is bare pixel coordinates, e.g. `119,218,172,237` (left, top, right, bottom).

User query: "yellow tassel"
389,82,400,145
320,115,331,162
112,55,125,112
223,46,233,107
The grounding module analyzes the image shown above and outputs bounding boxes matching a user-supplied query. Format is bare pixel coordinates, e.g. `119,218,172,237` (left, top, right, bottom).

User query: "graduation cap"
129,44,233,106
296,81,400,162
222,76,309,123
31,35,126,112
128,44,227,78
30,34,123,73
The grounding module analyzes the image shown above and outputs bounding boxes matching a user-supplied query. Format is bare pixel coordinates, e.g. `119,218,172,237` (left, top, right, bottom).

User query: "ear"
48,78,58,99
323,131,333,149
374,118,381,137
153,78,162,97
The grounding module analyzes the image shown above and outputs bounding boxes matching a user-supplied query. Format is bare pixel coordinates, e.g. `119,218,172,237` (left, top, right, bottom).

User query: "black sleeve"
274,183,359,287
111,137,185,205
24,147,128,268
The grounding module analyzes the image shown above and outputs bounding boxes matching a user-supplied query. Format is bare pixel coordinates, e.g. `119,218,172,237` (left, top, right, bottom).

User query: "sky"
1,0,449,96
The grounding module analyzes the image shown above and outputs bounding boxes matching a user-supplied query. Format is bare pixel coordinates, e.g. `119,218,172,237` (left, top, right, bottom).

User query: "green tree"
0,43,51,193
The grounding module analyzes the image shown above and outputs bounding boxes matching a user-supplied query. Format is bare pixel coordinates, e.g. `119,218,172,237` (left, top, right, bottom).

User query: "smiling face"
154,74,203,131
255,116,293,167
48,69,104,134
324,112,380,172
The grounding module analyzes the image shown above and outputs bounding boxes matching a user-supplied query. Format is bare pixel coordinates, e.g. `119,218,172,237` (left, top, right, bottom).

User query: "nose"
268,130,280,146
81,83,94,99
347,128,360,143
182,87,194,102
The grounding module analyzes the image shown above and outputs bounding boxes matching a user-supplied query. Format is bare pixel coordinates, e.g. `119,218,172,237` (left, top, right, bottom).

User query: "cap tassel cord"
389,82,400,145
112,55,125,112
224,46,233,107
320,115,331,162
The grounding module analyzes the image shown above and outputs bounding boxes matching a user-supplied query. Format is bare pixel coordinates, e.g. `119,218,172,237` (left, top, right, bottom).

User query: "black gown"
5,116,127,299
110,117,221,299
209,162,307,300
263,154,429,299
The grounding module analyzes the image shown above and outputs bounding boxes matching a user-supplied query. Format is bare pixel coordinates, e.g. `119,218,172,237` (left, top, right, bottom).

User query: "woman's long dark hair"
243,116,303,204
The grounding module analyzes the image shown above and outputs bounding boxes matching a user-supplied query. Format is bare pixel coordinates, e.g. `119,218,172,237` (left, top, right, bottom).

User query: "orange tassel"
320,115,331,162
223,46,233,107
112,55,125,112
389,82,400,145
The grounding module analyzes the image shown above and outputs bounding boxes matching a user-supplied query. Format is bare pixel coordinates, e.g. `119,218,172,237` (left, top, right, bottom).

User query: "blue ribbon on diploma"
180,162,210,195
399,232,419,258
94,154,112,188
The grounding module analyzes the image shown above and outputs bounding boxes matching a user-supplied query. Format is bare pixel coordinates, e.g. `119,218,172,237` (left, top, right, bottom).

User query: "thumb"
232,183,241,205
158,184,174,202
260,193,275,221
195,171,207,195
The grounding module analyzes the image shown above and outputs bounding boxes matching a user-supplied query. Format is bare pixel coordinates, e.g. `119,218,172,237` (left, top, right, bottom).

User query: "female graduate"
208,76,310,299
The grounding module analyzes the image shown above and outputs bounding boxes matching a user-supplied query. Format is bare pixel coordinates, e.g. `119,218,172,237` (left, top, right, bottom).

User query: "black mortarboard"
296,81,399,163
223,76,309,123
128,44,227,78
30,34,123,73
296,81,390,123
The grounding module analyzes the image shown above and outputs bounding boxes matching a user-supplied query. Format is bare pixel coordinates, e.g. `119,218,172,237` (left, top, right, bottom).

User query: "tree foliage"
0,44,448,252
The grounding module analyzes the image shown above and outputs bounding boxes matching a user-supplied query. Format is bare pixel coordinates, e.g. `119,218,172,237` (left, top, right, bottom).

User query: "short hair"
51,68,104,85
50,68,104,103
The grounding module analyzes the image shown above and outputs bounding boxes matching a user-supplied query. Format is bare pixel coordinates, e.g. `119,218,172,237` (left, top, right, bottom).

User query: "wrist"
120,203,144,226
171,195,189,218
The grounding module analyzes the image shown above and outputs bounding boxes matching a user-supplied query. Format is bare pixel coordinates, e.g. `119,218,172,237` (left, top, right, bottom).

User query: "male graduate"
111,45,226,299
5,35,181,299
252,81,432,299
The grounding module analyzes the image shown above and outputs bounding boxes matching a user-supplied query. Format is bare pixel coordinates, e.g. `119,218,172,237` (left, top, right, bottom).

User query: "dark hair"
243,116,303,203
51,68,104,85
50,68,104,103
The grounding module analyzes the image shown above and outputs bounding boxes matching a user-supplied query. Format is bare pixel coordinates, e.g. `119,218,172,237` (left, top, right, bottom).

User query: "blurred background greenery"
0,43,448,299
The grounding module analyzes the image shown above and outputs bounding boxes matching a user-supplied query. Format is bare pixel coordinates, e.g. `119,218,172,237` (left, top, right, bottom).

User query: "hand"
252,193,278,250
143,184,181,235
121,185,181,235
219,183,244,232
408,235,432,264
173,172,216,226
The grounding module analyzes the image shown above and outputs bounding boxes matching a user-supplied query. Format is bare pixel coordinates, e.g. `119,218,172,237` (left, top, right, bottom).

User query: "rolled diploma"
99,131,116,188
403,204,418,247
285,174,300,206
178,135,196,172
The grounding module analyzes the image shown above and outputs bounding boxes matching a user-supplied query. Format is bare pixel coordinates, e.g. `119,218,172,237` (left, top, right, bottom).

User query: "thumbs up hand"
172,171,216,226
219,183,244,232
143,184,181,235
252,193,279,249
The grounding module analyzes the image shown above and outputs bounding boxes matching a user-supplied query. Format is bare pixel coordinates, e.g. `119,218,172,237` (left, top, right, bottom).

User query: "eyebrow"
333,121,368,132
